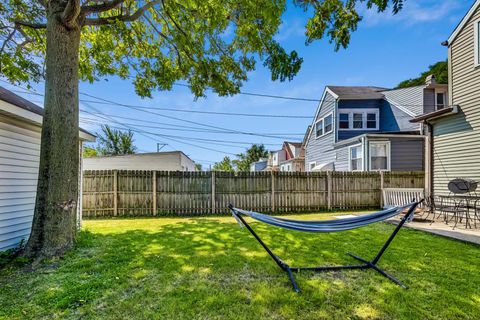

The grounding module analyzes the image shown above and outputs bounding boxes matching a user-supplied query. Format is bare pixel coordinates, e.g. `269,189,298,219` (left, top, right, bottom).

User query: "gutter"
410,106,458,123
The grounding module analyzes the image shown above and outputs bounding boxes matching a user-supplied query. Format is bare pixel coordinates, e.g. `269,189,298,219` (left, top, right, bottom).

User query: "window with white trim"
315,113,333,138
435,90,447,110
369,142,390,171
349,145,363,171
338,109,379,130
309,162,316,171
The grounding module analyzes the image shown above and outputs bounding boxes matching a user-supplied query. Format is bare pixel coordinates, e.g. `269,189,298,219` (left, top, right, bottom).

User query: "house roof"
326,86,388,100
0,86,96,141
282,141,303,159
447,0,480,46
410,106,458,123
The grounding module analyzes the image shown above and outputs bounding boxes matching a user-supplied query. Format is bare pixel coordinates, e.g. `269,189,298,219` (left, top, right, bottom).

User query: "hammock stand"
228,201,421,293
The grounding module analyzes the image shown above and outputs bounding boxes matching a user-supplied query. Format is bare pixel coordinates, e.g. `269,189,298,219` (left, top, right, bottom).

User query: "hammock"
229,200,422,293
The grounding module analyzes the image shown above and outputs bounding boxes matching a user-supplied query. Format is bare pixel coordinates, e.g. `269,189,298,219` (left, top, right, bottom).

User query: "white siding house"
0,87,96,251
83,151,197,171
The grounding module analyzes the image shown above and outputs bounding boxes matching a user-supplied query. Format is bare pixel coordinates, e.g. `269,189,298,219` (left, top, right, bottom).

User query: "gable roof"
282,141,302,158
0,86,96,141
447,0,480,45
326,86,387,100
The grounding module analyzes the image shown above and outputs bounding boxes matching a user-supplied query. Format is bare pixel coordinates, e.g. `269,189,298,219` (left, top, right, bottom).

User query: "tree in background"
212,157,235,172
396,61,448,88
82,146,98,158
233,144,269,172
1,0,405,259
97,125,136,156
195,163,202,171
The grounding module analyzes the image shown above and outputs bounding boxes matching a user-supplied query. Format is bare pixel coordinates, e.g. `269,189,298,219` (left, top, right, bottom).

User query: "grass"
0,212,479,319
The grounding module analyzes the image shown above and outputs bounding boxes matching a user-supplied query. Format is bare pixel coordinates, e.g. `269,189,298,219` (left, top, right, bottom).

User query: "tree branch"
83,0,161,26
14,21,47,29
81,0,126,15
62,0,81,28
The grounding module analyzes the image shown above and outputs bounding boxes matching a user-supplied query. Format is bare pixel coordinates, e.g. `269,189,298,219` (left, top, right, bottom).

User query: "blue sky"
4,0,473,169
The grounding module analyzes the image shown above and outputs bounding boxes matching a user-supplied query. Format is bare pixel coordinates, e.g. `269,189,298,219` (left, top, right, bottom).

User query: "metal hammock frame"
228,201,422,293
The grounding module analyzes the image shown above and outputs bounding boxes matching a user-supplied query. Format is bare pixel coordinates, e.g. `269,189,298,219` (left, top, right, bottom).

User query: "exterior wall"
337,99,382,140
382,86,425,115
434,8,480,194
389,138,425,171
83,152,196,171
423,88,436,114
305,91,336,171
279,158,304,172
334,140,362,171
250,160,267,172
0,115,40,251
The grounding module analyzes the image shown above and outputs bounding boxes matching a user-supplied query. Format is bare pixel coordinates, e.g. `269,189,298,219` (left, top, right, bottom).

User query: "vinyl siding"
305,91,336,170
423,88,436,114
382,86,425,116
389,138,424,171
434,8,480,195
0,115,40,251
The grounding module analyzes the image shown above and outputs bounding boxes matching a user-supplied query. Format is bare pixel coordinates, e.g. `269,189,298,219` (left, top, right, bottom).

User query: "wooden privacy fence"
82,170,424,217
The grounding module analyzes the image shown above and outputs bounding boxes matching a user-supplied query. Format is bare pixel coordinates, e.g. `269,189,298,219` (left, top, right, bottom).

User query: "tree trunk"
25,7,81,259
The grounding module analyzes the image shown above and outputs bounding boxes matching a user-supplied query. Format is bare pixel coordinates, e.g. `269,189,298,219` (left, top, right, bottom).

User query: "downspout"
425,121,434,202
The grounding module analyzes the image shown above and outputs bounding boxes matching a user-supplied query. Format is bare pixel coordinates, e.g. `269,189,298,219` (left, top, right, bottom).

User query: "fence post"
152,171,157,216
380,171,385,208
211,171,216,214
113,170,118,216
327,171,332,210
271,171,275,212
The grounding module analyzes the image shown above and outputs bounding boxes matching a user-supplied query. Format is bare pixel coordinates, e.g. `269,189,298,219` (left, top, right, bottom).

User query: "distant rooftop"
327,86,388,100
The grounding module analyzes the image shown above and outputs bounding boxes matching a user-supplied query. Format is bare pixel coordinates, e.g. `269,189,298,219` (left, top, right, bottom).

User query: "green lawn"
1,213,479,319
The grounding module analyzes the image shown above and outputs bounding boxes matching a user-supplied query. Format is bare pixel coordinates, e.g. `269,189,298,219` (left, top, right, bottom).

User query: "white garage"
0,87,95,251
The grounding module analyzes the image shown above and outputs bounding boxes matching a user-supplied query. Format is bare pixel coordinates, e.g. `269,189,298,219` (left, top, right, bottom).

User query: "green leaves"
232,144,269,172
212,156,235,172
396,60,448,89
1,0,406,96
97,125,137,156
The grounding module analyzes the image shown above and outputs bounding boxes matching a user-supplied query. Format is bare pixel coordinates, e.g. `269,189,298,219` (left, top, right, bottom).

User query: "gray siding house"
411,0,480,196
305,81,448,172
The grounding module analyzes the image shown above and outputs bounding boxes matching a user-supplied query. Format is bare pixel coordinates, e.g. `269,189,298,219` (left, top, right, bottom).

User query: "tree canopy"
97,125,137,155
212,156,235,172
1,0,406,97
233,144,269,172
396,60,448,89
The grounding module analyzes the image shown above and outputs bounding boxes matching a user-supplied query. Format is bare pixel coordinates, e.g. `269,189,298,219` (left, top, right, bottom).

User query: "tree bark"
25,5,81,259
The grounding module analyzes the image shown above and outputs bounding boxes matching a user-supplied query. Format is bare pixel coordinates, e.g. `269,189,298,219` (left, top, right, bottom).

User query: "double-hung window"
315,113,333,138
338,109,379,130
435,91,447,110
369,142,390,171
349,145,363,171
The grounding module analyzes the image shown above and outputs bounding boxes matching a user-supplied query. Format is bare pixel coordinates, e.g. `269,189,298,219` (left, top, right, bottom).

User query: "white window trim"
338,109,379,131
348,144,363,171
309,161,316,171
369,141,391,171
434,89,448,110
475,19,480,67
315,113,333,139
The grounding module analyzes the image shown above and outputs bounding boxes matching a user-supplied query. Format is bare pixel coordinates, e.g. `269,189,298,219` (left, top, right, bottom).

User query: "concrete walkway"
388,217,480,245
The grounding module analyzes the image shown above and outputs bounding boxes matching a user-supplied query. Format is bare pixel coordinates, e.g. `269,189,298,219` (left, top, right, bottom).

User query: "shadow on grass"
0,217,479,319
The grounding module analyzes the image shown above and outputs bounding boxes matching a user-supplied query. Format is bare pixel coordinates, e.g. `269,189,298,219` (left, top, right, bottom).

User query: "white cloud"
359,0,463,27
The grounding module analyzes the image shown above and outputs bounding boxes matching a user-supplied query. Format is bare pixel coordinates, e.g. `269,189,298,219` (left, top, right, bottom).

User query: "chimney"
425,74,436,86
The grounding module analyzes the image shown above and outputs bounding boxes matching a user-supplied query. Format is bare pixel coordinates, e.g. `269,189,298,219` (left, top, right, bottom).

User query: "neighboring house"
83,151,197,171
304,80,447,172
0,87,96,251
265,149,286,171
411,1,480,196
250,158,268,172
279,141,305,172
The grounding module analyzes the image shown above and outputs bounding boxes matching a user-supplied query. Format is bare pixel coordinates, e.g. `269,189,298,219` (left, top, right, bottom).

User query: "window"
324,114,333,133
353,113,363,129
366,113,377,128
315,119,323,137
338,109,379,130
369,142,390,171
339,113,349,129
315,113,333,138
349,145,363,171
436,91,446,110
309,162,316,171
